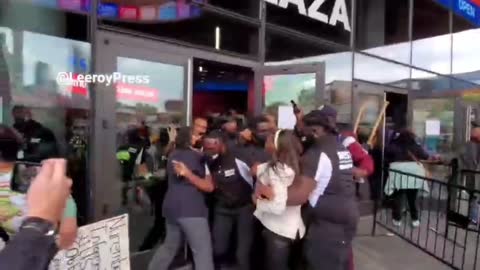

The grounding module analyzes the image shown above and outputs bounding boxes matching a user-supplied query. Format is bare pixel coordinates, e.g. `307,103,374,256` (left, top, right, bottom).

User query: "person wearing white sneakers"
384,129,435,228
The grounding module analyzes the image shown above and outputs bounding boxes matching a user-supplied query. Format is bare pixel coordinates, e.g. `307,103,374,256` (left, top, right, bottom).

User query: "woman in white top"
253,129,305,270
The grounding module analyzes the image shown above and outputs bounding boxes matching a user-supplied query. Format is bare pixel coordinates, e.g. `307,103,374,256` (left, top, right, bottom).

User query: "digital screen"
29,0,207,22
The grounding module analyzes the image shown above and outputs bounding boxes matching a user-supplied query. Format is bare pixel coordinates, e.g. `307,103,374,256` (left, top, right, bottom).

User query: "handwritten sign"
49,214,130,270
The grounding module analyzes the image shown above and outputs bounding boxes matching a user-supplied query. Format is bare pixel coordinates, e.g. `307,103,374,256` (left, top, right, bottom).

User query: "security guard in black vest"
255,109,359,270
203,130,255,270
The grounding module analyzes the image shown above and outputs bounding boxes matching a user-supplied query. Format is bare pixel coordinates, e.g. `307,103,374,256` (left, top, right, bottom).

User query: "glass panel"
101,4,258,57
412,0,451,74
412,98,455,156
356,0,410,64
410,68,443,91
352,88,383,143
452,4,480,84
263,73,316,116
266,51,352,123
114,57,185,252
354,53,410,87
265,0,352,45
0,1,91,230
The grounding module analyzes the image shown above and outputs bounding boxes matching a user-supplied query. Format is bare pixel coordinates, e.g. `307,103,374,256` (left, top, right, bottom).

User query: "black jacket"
0,229,58,270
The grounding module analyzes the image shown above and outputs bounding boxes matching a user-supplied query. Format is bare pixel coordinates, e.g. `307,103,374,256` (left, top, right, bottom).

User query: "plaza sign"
265,0,351,32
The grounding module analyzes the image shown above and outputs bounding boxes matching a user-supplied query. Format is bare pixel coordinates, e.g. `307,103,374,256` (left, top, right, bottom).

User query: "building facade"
1,0,480,266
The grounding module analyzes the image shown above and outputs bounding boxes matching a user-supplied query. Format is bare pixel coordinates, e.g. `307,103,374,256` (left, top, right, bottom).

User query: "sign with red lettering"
119,6,138,20
116,83,159,103
70,73,88,97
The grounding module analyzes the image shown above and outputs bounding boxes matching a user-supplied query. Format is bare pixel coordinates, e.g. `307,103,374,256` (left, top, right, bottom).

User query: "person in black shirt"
247,115,273,168
148,127,214,270
12,106,59,162
202,130,254,270
221,116,239,150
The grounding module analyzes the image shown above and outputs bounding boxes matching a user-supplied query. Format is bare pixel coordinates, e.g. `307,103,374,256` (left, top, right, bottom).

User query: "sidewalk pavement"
354,216,451,270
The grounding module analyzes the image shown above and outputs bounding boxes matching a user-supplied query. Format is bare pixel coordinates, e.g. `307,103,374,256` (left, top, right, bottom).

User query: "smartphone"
11,161,42,194
291,100,300,114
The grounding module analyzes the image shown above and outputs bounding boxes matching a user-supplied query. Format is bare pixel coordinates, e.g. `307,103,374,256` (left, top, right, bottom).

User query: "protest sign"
49,214,130,270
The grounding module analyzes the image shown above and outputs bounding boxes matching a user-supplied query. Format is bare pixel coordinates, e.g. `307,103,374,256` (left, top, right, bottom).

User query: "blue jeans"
148,217,214,270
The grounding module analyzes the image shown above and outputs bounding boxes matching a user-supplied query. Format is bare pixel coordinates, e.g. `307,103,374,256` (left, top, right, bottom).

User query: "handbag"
408,151,432,179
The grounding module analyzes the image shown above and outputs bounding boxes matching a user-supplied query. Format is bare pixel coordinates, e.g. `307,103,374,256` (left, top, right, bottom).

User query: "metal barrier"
372,163,480,270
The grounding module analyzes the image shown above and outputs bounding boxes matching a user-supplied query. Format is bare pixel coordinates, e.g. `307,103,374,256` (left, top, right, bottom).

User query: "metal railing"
372,162,480,270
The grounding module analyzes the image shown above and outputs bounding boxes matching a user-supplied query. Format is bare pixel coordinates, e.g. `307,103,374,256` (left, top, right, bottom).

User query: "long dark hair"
269,130,301,174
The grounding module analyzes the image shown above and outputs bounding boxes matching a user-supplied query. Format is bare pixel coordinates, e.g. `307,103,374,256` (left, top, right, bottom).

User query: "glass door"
95,32,190,255
255,63,325,127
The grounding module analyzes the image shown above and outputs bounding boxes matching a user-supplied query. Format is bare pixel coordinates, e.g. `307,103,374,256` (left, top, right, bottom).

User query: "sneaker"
411,220,420,228
392,219,402,227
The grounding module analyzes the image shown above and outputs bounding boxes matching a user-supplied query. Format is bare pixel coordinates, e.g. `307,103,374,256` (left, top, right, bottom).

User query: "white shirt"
254,162,306,239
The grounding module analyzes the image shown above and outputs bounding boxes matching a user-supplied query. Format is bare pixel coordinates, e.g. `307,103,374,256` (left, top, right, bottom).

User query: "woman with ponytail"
253,129,304,270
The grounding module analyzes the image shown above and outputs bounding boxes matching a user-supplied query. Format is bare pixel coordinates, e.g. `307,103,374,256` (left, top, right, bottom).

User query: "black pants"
139,181,168,251
0,226,9,243
392,189,419,221
212,204,254,270
262,228,297,270
304,222,352,270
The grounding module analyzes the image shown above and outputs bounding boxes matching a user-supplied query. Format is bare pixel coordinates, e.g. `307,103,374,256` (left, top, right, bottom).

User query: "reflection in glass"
0,28,92,226
354,53,410,85
412,34,451,74
356,0,410,64
411,0,450,74
452,12,480,84
412,98,454,156
115,57,184,252
264,73,316,116
266,51,353,123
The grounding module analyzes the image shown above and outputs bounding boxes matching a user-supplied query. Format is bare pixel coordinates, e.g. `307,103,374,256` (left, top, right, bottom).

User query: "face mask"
14,117,25,125
254,134,267,147
302,134,316,150
226,132,237,140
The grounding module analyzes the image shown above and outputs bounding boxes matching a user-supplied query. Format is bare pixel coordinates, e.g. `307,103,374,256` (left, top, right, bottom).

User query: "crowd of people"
141,104,369,270
0,101,479,270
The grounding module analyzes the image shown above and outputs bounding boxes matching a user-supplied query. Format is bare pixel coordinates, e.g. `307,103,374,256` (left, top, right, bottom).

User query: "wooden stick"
353,102,368,135
367,101,389,147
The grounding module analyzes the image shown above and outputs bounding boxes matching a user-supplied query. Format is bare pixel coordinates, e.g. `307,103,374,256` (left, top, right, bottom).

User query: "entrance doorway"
192,59,253,118
386,92,408,129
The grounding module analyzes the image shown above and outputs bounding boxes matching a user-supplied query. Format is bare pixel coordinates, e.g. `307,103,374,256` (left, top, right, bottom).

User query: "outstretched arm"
286,175,316,206
173,161,214,193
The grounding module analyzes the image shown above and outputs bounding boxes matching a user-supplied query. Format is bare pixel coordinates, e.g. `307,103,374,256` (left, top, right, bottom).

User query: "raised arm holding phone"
0,159,73,270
